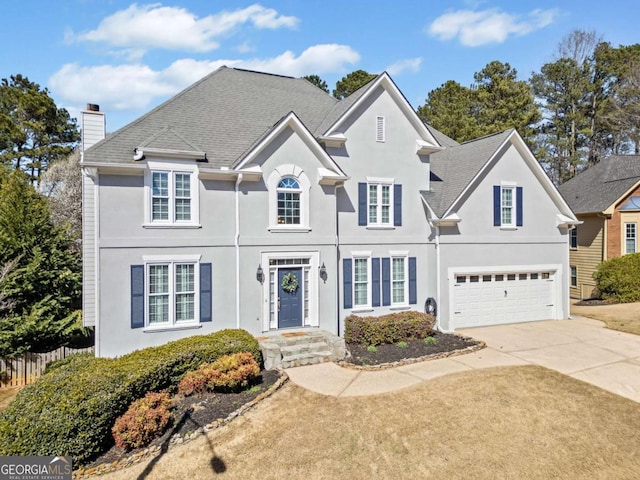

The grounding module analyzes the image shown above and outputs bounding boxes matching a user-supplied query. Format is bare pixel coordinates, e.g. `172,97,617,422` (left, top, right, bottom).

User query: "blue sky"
2,0,638,132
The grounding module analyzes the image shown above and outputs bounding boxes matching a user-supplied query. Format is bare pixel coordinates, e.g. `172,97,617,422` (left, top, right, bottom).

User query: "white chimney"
81,103,106,152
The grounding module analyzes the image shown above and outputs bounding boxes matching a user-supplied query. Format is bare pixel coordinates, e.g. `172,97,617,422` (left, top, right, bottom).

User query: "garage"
451,268,557,329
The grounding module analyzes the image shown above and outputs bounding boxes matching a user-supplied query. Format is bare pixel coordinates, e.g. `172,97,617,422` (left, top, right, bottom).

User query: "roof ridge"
229,67,295,79
459,128,514,145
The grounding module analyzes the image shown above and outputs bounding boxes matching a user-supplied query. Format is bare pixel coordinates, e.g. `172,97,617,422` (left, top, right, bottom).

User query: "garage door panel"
452,269,555,329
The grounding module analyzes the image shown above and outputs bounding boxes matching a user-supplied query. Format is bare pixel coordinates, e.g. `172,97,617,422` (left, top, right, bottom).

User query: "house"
558,156,640,299
80,67,578,357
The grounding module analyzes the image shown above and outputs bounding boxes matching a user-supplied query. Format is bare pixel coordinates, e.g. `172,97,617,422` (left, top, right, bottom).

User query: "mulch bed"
345,331,481,367
574,298,611,306
84,369,281,469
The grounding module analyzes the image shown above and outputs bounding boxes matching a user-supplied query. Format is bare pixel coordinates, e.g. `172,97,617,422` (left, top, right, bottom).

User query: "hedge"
344,311,435,345
593,252,640,303
0,329,261,465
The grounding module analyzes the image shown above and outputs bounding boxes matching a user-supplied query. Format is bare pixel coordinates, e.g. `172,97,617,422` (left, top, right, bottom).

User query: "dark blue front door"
278,268,303,328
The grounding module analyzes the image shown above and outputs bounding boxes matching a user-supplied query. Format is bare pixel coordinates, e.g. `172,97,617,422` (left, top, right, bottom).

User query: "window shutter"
358,183,367,226
200,263,212,323
372,258,381,307
493,185,501,226
516,186,523,227
382,258,391,306
131,265,145,329
343,259,353,309
394,184,402,226
408,257,417,305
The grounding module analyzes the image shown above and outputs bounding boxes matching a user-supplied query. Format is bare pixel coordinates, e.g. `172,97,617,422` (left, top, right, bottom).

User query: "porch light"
256,264,264,284
319,262,327,283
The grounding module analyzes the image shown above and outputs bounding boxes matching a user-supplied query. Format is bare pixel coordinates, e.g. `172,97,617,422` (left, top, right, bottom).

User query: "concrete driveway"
286,316,640,402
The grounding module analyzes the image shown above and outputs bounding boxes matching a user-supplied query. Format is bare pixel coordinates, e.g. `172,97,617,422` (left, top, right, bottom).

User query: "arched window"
277,177,301,224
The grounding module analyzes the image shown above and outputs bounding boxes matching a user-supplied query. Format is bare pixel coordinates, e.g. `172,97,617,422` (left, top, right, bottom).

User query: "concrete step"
258,330,346,370
280,342,328,357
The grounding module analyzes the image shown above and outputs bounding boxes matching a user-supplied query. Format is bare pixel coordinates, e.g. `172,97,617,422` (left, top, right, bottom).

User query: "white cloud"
386,58,422,76
49,44,359,111
70,3,299,54
427,8,559,46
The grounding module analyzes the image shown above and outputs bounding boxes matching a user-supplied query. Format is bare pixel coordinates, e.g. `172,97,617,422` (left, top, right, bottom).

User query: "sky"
2,0,639,133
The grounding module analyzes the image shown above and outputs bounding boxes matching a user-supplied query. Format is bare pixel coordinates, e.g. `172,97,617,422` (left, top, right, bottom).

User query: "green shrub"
178,352,260,396
0,329,260,464
593,253,640,303
112,392,173,450
344,311,435,346
424,336,437,345
396,341,408,349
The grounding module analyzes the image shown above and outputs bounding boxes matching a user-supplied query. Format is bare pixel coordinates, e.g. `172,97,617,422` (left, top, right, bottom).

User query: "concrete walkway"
285,316,640,403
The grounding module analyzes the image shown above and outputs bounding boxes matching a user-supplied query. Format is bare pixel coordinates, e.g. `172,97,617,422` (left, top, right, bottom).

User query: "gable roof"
558,155,640,214
422,130,513,217
84,67,338,168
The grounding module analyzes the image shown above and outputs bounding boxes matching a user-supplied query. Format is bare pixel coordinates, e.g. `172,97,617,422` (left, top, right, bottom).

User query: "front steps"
258,330,346,370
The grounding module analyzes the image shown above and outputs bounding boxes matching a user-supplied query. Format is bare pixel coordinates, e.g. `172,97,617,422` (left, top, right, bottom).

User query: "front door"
278,268,303,328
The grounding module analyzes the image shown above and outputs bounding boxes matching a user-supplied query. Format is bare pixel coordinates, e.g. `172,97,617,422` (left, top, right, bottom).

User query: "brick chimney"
81,103,106,152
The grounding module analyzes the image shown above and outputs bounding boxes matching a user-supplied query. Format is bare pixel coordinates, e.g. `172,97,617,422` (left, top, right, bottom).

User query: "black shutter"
382,258,391,306
493,185,501,226
516,186,523,227
131,265,145,329
408,257,417,305
372,258,381,307
358,183,367,226
394,184,402,226
343,259,353,308
200,263,212,322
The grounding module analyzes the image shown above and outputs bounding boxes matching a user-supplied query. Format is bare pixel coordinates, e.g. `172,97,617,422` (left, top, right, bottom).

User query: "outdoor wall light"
319,262,327,283
256,264,264,284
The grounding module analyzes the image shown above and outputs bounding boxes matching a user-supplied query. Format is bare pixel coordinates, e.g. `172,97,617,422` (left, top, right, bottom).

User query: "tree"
417,80,483,142
607,61,640,153
40,149,82,251
333,70,377,99
303,74,329,93
0,74,79,182
0,169,86,355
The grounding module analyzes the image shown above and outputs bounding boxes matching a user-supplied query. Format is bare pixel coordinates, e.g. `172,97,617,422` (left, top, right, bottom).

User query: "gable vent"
376,116,385,142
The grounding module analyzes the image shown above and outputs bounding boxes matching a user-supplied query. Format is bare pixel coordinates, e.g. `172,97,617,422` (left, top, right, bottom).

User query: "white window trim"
376,115,385,142
260,251,320,331
624,222,637,254
367,181,394,227
352,255,372,310
391,255,409,307
142,255,201,331
144,161,200,228
267,165,311,232
500,185,516,228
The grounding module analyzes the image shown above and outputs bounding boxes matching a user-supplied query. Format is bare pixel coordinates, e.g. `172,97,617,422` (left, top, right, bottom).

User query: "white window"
145,163,199,227
391,256,408,305
625,222,637,254
147,260,198,326
501,186,515,227
277,177,301,225
368,182,392,226
376,116,385,142
570,266,577,287
570,228,578,249
353,257,370,307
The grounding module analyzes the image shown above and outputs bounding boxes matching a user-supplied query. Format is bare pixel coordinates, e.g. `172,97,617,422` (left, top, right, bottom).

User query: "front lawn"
97,365,640,479
571,301,640,335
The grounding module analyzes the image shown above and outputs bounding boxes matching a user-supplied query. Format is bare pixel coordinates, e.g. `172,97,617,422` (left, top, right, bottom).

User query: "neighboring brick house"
559,156,640,299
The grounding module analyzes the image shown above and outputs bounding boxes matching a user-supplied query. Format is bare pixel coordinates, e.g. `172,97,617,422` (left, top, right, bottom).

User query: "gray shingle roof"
425,124,460,148
84,67,338,168
423,129,514,217
558,155,640,214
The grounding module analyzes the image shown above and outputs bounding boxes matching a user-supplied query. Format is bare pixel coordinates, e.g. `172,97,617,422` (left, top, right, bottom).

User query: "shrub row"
594,252,640,303
112,392,173,450
344,311,435,345
0,329,261,464
178,352,260,396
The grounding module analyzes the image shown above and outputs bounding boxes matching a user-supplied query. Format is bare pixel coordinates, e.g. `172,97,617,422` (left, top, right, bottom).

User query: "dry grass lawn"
571,301,640,335
98,366,640,480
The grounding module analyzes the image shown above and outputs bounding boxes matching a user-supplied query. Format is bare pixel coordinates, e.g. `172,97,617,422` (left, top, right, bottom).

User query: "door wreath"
281,273,299,293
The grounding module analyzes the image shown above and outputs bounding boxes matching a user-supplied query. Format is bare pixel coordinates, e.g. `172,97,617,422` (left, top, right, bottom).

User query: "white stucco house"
80,67,579,357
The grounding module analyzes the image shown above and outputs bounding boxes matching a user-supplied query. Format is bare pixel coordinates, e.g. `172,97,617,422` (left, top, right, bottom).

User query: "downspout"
335,183,343,336
235,173,244,329
435,224,442,332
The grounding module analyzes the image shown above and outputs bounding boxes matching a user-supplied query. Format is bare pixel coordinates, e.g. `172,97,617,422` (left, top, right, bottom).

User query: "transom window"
353,257,369,307
368,183,392,225
625,222,637,254
277,177,301,225
501,186,515,226
148,262,196,326
392,257,407,305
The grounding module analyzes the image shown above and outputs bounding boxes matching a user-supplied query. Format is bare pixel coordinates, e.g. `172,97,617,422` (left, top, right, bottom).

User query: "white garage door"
452,270,555,329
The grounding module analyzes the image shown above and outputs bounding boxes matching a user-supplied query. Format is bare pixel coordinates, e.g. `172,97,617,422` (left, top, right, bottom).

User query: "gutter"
235,173,244,329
